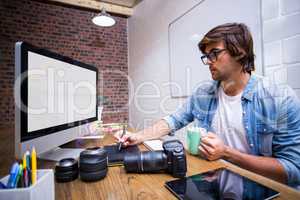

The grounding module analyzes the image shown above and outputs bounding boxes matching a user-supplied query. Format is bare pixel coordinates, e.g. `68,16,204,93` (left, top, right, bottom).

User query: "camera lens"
55,158,78,182
79,147,108,182
124,151,168,173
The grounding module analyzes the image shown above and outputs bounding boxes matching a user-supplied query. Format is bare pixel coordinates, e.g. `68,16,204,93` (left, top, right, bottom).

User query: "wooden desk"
40,134,224,200
1,126,300,200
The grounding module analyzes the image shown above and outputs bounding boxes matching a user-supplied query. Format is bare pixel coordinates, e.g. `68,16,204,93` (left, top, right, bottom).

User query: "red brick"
0,0,128,126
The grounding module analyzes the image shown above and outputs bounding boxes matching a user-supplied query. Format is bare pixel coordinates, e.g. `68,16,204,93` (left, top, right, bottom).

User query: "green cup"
187,127,206,155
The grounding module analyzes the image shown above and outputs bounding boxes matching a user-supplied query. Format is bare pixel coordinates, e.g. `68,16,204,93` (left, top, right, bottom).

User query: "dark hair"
198,23,255,73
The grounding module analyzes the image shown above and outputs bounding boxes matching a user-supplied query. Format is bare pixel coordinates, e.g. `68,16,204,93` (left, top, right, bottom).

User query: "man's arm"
117,119,171,146
199,133,287,183
224,146,287,183
118,95,196,146
136,119,171,141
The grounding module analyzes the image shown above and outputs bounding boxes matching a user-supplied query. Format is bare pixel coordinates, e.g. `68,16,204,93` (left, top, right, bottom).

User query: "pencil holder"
0,169,54,200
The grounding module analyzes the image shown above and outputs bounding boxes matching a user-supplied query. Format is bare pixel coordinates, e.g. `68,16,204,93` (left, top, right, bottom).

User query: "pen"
26,150,31,186
26,150,31,171
6,162,19,188
118,123,126,151
15,164,23,188
22,152,27,171
0,181,7,189
31,147,37,185
23,152,28,187
18,165,24,188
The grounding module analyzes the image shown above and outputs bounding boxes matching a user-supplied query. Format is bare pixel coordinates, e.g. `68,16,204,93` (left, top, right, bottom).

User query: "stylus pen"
118,124,126,151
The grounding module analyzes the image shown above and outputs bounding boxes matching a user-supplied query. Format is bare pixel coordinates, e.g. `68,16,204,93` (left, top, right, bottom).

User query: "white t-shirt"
211,87,251,199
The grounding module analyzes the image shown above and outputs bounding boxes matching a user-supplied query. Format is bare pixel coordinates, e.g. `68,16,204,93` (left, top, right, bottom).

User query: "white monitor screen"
27,51,97,132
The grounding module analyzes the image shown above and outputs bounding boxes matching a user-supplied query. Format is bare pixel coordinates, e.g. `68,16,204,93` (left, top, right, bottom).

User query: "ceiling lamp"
92,8,116,27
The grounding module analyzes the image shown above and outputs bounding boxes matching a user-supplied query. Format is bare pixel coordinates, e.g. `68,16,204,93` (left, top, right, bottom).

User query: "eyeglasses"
201,49,227,65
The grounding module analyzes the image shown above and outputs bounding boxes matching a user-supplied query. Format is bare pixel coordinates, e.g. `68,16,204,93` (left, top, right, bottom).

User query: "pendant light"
92,7,116,27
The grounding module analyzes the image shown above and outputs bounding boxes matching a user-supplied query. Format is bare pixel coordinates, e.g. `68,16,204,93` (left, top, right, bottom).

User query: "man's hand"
198,133,287,183
114,131,143,147
113,120,171,148
198,132,227,160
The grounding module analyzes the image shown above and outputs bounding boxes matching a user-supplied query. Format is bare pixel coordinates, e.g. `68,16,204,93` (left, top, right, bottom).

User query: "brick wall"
262,0,300,97
0,0,128,127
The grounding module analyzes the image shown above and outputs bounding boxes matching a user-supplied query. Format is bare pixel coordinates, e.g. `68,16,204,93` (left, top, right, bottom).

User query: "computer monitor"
14,42,98,161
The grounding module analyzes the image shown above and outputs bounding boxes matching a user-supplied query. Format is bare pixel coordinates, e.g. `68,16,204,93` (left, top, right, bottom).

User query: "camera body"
163,140,187,178
124,139,187,178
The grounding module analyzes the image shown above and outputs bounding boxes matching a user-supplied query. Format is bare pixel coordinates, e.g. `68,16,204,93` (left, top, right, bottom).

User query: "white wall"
128,0,262,142
263,0,300,98
168,0,262,97
128,0,201,141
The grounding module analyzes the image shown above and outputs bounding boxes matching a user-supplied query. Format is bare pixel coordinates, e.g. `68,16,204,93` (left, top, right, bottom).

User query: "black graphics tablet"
103,144,140,166
165,168,279,200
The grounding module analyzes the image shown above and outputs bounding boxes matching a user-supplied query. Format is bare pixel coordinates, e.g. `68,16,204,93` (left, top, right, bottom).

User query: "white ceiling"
48,0,142,15
100,0,142,8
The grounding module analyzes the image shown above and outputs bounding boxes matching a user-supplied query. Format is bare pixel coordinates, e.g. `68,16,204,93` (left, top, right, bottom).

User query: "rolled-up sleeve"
163,96,195,136
274,87,300,186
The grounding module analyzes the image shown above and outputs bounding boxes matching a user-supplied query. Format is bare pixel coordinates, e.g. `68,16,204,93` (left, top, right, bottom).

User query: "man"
117,23,300,195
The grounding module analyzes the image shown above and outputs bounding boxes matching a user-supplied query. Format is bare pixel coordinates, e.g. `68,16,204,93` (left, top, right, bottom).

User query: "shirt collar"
206,74,257,101
241,74,257,101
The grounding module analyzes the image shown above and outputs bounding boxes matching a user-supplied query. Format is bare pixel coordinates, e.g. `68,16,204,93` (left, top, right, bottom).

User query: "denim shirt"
164,75,300,198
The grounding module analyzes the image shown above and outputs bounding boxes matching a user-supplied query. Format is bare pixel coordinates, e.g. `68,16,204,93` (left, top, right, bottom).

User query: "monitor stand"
38,147,84,161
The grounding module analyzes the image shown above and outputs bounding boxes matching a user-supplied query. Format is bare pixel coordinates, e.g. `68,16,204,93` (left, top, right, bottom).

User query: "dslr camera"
124,140,187,178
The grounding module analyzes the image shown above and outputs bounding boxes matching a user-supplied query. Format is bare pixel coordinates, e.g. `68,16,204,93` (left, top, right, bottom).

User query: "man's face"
203,41,241,81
